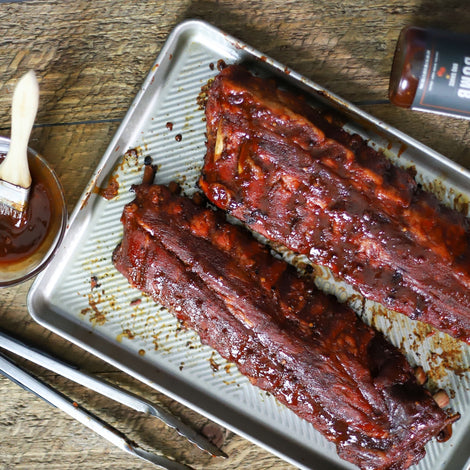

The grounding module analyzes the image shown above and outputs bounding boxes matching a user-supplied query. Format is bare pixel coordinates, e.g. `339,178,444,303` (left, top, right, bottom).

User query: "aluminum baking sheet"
28,19,470,470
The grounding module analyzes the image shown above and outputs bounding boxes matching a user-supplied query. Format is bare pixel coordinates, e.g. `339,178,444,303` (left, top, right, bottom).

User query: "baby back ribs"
113,181,455,470
199,64,470,344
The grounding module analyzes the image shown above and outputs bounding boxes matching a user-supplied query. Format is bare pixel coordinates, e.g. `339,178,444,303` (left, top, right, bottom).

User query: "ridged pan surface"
28,19,470,470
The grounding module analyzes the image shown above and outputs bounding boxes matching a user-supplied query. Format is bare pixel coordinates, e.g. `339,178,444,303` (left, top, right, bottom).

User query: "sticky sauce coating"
113,182,457,470
199,65,470,344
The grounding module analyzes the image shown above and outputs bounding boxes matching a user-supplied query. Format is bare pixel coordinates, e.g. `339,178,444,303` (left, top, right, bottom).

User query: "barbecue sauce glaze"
113,182,456,470
199,65,470,344
0,154,53,264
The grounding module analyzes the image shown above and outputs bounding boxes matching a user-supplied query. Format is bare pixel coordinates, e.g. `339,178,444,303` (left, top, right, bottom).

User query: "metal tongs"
0,329,227,469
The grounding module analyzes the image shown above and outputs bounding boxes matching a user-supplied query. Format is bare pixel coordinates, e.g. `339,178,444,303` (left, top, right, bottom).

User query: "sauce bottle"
389,26,470,119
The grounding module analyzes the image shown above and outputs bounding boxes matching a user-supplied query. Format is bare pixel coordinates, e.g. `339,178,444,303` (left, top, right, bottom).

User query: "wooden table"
0,1,469,469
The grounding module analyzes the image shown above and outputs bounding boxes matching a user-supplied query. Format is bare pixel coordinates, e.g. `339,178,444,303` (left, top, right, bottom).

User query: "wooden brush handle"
0,71,39,188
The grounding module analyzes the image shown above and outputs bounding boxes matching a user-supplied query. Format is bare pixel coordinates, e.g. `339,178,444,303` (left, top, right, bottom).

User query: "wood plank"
0,0,467,126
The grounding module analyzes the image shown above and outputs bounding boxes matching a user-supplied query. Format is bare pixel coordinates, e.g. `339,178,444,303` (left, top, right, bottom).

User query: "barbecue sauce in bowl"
0,139,66,286
0,172,52,263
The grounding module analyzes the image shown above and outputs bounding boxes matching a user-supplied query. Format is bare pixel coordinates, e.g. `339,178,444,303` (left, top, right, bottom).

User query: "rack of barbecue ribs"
113,178,457,470
199,64,470,344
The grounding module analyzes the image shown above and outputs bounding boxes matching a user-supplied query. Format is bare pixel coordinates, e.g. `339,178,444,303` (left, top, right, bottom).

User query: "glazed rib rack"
199,64,470,344
113,179,456,470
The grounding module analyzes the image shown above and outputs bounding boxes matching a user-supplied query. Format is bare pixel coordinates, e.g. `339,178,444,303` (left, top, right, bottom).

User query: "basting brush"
0,70,39,221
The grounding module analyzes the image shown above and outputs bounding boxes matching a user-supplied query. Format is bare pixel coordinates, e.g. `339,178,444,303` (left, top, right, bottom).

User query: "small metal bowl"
0,136,67,287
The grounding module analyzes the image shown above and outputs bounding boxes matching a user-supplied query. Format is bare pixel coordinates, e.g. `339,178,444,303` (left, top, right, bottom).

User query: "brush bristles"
0,179,30,218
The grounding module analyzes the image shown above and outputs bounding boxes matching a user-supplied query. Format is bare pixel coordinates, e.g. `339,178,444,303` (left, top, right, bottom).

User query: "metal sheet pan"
27,19,470,470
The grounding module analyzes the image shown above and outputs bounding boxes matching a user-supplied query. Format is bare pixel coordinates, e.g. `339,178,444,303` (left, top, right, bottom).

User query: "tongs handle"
0,351,193,470
0,329,225,458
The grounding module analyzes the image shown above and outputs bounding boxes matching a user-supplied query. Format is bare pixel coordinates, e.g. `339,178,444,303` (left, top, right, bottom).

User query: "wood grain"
0,1,469,469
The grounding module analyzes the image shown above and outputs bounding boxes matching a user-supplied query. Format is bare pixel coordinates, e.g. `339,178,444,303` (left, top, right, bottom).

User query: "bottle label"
412,33,470,119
